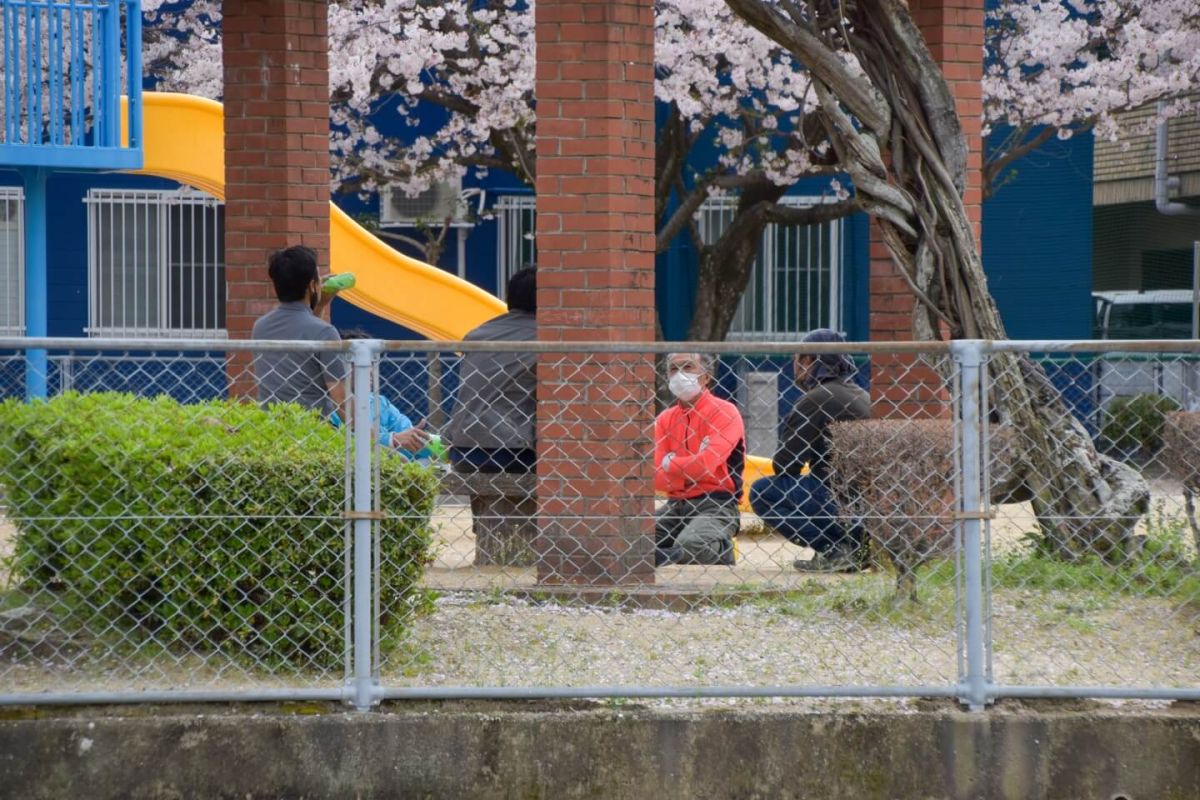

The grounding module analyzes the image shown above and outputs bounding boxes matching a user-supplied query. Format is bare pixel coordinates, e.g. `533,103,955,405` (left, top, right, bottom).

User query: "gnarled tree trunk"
687,182,788,341
725,0,1148,557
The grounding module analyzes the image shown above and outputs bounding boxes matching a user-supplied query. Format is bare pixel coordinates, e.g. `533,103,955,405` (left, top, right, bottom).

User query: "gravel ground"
377,585,1196,691
2,491,1197,697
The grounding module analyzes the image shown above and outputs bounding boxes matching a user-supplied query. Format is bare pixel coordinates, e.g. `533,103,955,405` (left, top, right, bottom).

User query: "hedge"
1101,394,1181,460
0,392,437,670
828,419,956,599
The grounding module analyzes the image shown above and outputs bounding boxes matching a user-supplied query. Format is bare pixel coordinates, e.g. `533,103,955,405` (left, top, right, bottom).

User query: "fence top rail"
987,339,1200,354
1,337,1198,356
1,337,953,355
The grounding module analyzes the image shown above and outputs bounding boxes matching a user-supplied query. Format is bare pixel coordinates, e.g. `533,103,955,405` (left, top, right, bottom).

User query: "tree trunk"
725,0,1149,557
687,182,788,341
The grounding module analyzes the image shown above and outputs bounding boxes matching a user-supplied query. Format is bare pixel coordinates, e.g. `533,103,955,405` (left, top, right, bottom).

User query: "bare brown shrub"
1161,411,1200,558
829,419,956,600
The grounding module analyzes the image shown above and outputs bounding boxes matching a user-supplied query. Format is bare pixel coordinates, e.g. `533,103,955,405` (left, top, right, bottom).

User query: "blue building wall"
981,128,1094,340
1,169,186,338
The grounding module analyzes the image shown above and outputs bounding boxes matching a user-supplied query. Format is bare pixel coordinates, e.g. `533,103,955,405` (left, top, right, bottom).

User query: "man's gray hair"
668,352,717,375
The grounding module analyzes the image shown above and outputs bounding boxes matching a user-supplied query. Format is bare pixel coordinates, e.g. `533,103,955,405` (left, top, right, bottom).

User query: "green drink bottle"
427,434,446,460
322,273,357,294
426,434,446,461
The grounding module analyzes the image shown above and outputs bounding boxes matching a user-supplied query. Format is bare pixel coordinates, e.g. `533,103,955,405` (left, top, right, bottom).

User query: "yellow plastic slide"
126,92,505,340
124,92,776,502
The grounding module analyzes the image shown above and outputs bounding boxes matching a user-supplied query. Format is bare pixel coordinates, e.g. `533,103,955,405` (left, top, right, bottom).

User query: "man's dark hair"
337,327,372,340
506,265,537,313
268,245,319,302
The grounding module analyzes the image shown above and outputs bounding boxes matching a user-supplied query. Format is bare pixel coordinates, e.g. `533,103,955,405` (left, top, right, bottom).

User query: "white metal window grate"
495,194,536,299
697,195,843,341
0,187,24,336
85,188,226,338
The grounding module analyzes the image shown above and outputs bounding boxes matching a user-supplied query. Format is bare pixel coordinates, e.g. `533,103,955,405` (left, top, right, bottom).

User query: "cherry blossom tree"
721,0,1166,557
142,0,859,340
985,0,1200,195
141,0,1200,342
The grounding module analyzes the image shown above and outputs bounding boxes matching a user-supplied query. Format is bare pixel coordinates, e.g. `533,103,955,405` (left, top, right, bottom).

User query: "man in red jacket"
654,352,746,566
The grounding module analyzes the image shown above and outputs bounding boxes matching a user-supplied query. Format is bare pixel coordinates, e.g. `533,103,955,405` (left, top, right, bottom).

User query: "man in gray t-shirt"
251,245,345,418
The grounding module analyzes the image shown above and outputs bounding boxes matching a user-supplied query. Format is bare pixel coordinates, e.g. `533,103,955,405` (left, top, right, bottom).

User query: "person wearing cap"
749,328,871,572
654,352,746,566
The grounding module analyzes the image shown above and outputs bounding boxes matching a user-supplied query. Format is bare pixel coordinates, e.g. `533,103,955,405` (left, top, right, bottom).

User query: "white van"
1091,290,1199,410
1092,290,1197,340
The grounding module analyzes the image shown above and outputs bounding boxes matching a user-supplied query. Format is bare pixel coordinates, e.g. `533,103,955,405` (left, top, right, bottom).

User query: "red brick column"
534,0,657,586
222,1,330,394
869,0,983,418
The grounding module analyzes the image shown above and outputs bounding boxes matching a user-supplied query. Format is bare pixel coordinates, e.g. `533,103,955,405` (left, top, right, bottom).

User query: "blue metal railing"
1,0,142,169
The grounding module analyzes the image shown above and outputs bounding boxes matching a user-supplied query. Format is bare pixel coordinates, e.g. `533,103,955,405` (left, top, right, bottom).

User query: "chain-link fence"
0,337,1196,709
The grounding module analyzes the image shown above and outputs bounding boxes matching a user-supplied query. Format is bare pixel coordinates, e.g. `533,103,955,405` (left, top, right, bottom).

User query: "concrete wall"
2,703,1197,799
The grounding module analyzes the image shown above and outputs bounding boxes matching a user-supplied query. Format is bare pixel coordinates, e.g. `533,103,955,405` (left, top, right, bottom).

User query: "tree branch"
657,179,715,254
724,0,891,135
656,106,689,225
762,198,858,226
982,125,1072,199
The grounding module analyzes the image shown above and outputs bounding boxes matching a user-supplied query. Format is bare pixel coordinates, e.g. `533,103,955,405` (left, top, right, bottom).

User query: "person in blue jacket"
331,329,434,461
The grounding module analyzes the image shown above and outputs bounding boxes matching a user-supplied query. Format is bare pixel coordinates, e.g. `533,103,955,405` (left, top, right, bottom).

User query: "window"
697,195,843,340
495,194,536,299
0,188,23,335
86,189,225,337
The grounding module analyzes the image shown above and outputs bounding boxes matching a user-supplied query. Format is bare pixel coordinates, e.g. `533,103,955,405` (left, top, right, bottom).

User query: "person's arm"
328,378,347,426
317,326,348,423
313,277,337,319
668,403,745,484
383,403,431,454
653,411,680,494
390,425,431,455
773,393,828,475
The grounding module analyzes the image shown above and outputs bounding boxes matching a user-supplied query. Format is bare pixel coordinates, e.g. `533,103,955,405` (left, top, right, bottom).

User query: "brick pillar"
869,0,983,418
222,1,330,395
534,0,657,586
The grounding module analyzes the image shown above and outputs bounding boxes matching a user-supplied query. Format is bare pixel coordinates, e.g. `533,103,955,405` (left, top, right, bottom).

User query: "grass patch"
990,511,1199,605
715,571,958,630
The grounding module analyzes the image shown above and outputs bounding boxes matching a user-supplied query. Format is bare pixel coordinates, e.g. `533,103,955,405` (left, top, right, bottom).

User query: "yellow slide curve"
125,92,775,499
126,92,505,340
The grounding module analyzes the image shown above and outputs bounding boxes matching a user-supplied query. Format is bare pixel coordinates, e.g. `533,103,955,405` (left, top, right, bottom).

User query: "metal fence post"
952,339,988,711
427,352,445,430
349,339,379,711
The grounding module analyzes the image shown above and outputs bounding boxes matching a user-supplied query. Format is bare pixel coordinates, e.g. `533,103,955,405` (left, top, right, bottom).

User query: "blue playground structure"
1,0,142,397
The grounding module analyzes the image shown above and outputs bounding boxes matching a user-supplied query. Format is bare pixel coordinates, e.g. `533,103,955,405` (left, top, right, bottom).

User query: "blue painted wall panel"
981,128,1093,339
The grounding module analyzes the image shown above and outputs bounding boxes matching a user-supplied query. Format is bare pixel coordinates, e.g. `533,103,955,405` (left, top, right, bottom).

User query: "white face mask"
668,371,702,402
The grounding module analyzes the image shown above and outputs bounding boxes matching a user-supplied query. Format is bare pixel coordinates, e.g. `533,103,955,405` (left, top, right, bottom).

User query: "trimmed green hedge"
0,393,437,669
1101,394,1181,459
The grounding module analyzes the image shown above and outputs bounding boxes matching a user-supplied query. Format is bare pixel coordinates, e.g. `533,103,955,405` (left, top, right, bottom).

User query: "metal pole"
350,339,379,711
427,352,444,430
952,339,988,711
1192,241,1198,341
1189,241,1199,410
457,227,467,279
125,0,143,153
21,168,47,400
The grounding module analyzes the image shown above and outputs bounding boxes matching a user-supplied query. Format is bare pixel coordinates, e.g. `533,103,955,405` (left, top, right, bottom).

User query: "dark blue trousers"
749,474,859,554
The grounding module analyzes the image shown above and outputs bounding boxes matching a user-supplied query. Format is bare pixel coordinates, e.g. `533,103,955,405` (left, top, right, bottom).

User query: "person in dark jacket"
446,266,537,473
749,328,871,572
